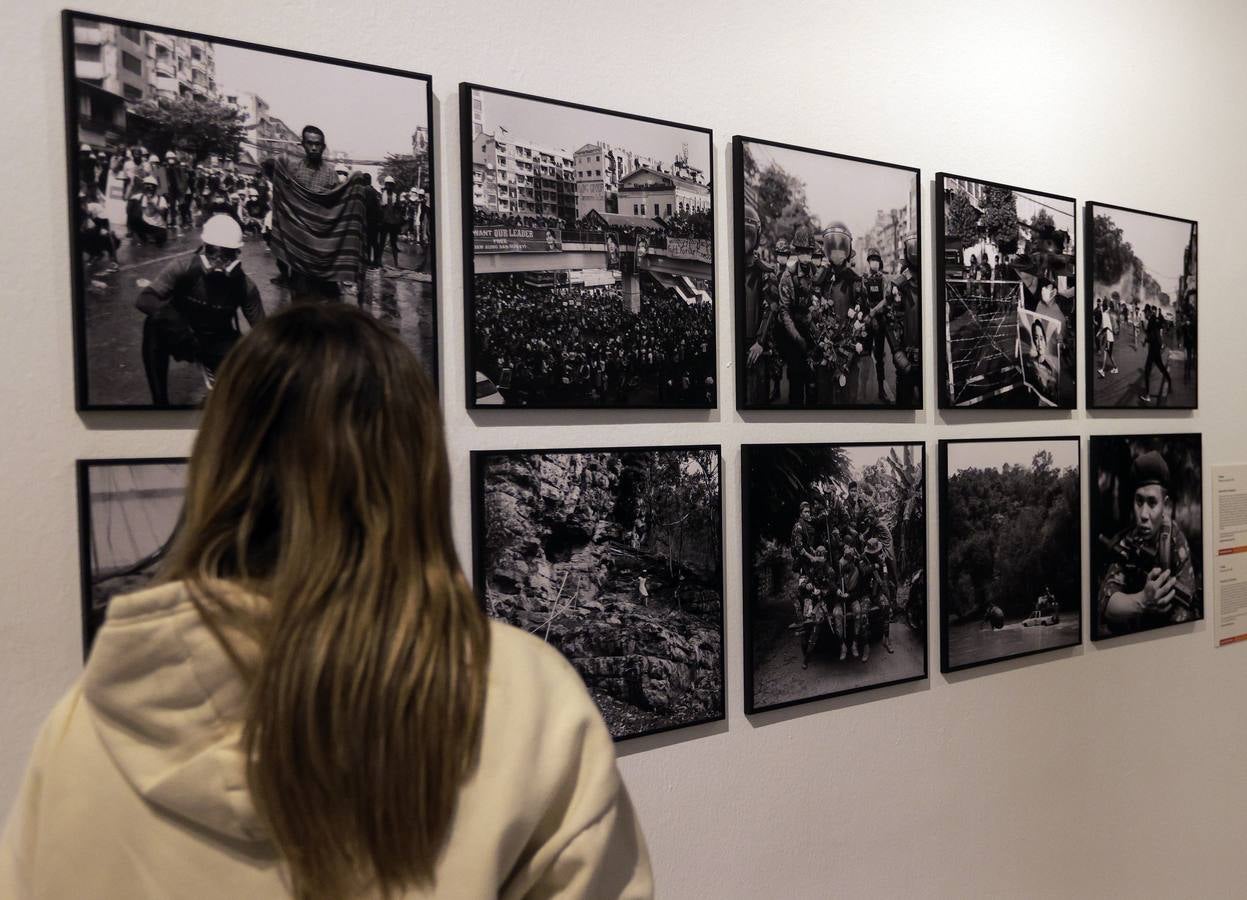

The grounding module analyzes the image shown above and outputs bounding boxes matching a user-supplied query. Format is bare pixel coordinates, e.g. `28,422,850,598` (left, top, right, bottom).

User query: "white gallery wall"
2,0,1246,896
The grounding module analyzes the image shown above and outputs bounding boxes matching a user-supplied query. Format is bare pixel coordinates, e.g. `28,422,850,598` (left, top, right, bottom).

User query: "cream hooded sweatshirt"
0,582,653,898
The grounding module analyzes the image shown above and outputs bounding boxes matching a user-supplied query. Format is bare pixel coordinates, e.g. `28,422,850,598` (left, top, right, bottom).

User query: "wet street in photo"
82,225,433,407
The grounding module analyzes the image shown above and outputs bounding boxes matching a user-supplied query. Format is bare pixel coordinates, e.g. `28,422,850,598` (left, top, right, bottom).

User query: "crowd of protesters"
473,274,715,406
75,142,430,282
1092,289,1197,403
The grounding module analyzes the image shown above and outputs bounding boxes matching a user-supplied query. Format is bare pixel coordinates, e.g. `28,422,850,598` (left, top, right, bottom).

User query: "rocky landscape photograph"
472,445,724,740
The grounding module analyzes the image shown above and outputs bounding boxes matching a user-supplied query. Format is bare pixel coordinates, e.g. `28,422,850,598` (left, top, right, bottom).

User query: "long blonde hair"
160,304,489,898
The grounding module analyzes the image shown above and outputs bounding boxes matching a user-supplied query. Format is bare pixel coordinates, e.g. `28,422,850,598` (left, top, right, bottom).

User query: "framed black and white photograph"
76,458,187,657
938,437,1081,672
461,84,715,409
64,11,436,410
742,442,927,713
936,174,1077,409
734,137,922,410
471,446,724,740
1090,433,1203,640
1086,203,1198,408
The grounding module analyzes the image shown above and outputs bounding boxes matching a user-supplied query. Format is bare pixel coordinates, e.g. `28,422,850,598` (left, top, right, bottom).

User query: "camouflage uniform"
1097,521,1198,636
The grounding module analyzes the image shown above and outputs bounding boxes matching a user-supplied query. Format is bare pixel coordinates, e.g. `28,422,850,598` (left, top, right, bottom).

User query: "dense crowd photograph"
466,86,714,408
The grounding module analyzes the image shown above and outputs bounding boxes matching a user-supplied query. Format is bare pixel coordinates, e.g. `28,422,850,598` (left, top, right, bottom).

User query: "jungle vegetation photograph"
472,446,724,740
939,437,1081,672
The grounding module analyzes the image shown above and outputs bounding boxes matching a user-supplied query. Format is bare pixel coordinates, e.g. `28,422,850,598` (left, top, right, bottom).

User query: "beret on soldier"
1132,450,1170,490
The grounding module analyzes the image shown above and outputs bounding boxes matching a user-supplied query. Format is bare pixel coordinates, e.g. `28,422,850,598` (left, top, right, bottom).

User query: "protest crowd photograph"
464,86,715,408
77,459,186,655
66,13,435,409
1090,434,1203,640
742,443,926,711
939,438,1081,672
1087,204,1197,408
735,139,922,409
473,447,724,740
937,175,1077,409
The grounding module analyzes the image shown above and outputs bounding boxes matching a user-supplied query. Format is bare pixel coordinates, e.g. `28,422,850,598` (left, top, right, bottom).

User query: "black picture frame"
1088,432,1204,640
732,136,923,411
938,436,1083,673
460,82,717,410
741,441,928,714
935,172,1078,410
76,456,188,659
470,444,726,742
63,10,439,411
1084,202,1198,410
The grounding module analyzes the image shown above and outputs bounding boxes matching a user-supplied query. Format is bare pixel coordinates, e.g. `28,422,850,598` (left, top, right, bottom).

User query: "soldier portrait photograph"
939,437,1082,672
741,442,927,713
1090,434,1203,640
1086,204,1197,409
65,13,436,410
734,138,922,410
937,174,1077,409
464,85,714,409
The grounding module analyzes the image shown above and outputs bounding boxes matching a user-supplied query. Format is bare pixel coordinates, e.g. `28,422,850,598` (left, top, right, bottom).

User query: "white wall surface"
3,1,1246,896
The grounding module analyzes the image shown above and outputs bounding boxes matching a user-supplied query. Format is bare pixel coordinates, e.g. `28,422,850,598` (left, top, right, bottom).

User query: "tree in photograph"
134,96,245,163
751,161,819,248
980,186,1019,251
945,189,980,245
946,451,1079,621
381,152,428,194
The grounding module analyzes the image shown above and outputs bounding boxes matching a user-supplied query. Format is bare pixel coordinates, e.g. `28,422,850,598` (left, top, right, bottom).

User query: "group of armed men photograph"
743,443,927,711
735,138,923,410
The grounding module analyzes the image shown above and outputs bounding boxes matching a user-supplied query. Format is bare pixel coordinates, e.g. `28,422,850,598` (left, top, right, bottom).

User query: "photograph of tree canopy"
472,446,724,741
939,437,1081,672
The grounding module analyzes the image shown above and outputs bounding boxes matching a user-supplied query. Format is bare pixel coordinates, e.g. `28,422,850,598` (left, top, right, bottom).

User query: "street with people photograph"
69,14,434,408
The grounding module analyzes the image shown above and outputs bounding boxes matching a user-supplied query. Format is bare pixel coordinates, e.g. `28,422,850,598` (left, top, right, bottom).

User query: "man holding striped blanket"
269,124,368,303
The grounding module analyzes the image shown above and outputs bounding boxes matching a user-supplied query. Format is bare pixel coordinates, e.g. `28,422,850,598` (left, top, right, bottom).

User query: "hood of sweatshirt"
81,580,268,844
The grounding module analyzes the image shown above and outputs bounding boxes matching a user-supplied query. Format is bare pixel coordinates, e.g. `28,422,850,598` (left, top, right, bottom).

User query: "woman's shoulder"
482,621,610,744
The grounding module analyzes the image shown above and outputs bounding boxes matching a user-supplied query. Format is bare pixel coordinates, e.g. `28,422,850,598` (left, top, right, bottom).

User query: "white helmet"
201,214,243,250
384,175,396,185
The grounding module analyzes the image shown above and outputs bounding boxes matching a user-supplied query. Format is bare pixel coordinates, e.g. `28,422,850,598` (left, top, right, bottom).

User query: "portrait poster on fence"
733,137,922,410
742,442,927,712
77,458,187,656
1085,203,1197,409
472,446,725,740
1089,433,1203,640
938,437,1082,672
461,84,716,409
63,12,437,410
936,174,1076,409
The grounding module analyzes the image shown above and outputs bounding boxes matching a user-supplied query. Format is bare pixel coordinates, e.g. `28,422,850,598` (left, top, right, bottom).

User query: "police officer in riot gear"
1097,450,1199,636
813,221,865,403
861,247,894,403
741,202,777,404
888,233,922,407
